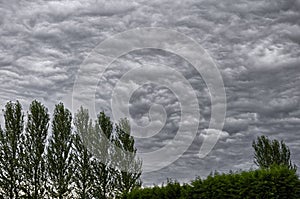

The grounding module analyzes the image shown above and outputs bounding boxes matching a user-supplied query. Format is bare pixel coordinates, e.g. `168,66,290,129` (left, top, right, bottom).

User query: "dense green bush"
121,179,189,199
123,166,300,199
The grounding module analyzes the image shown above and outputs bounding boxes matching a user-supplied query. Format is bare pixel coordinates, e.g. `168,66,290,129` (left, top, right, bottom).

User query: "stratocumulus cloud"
0,0,300,185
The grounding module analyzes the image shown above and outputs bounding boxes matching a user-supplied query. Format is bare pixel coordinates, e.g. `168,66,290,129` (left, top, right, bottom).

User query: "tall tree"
114,118,142,196
252,135,296,170
46,103,74,199
20,100,50,198
91,111,114,199
0,101,24,199
73,107,94,199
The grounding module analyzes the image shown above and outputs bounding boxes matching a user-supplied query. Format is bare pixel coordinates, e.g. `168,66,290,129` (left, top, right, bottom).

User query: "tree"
73,107,94,199
91,111,115,198
46,103,75,199
20,100,50,198
0,101,24,199
252,135,296,170
74,110,142,198
114,118,142,196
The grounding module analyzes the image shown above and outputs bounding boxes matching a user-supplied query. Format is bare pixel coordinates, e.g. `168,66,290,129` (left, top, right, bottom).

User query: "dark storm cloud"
0,0,300,185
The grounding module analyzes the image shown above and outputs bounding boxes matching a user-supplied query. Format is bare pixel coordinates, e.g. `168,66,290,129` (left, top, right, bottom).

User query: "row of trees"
123,165,300,199
123,136,299,198
0,100,142,199
0,99,298,198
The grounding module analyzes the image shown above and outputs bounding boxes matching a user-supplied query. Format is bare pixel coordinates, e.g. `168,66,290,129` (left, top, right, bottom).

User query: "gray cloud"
0,0,300,185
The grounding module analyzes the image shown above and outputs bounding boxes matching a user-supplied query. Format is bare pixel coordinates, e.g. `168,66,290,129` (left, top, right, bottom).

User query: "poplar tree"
91,111,114,198
73,107,94,199
20,100,50,198
114,118,142,196
0,101,24,199
46,103,74,199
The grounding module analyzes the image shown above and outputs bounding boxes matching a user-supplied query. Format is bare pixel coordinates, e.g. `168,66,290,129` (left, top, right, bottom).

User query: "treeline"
122,135,300,199
1,100,299,199
0,100,142,199
123,165,300,199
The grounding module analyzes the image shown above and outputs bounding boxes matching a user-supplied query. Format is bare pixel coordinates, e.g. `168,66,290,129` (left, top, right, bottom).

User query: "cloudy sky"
1,0,300,186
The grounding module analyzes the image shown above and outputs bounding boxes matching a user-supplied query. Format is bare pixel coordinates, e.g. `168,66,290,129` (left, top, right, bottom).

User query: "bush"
123,166,300,199
191,165,300,199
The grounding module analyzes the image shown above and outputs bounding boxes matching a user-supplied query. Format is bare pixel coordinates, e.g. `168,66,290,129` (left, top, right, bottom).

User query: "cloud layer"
1,0,300,185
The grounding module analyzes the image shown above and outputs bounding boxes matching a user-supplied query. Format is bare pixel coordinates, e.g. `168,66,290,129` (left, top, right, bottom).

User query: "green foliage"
91,111,115,198
252,135,296,170
114,118,142,196
46,103,74,199
20,100,50,198
193,165,300,199
73,107,94,199
124,166,300,199
1,100,299,199
122,179,185,199
0,101,143,198
0,101,24,199
67,109,142,198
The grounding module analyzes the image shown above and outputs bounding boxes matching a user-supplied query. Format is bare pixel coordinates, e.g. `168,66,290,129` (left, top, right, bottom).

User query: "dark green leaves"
46,103,74,199
252,135,296,170
0,101,24,199
73,107,94,199
123,166,300,199
21,100,50,198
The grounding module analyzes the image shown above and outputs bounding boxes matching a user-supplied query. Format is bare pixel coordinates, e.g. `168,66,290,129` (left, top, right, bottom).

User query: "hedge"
122,166,300,199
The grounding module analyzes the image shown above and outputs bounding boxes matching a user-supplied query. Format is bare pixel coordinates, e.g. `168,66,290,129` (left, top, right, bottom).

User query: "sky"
0,0,300,186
